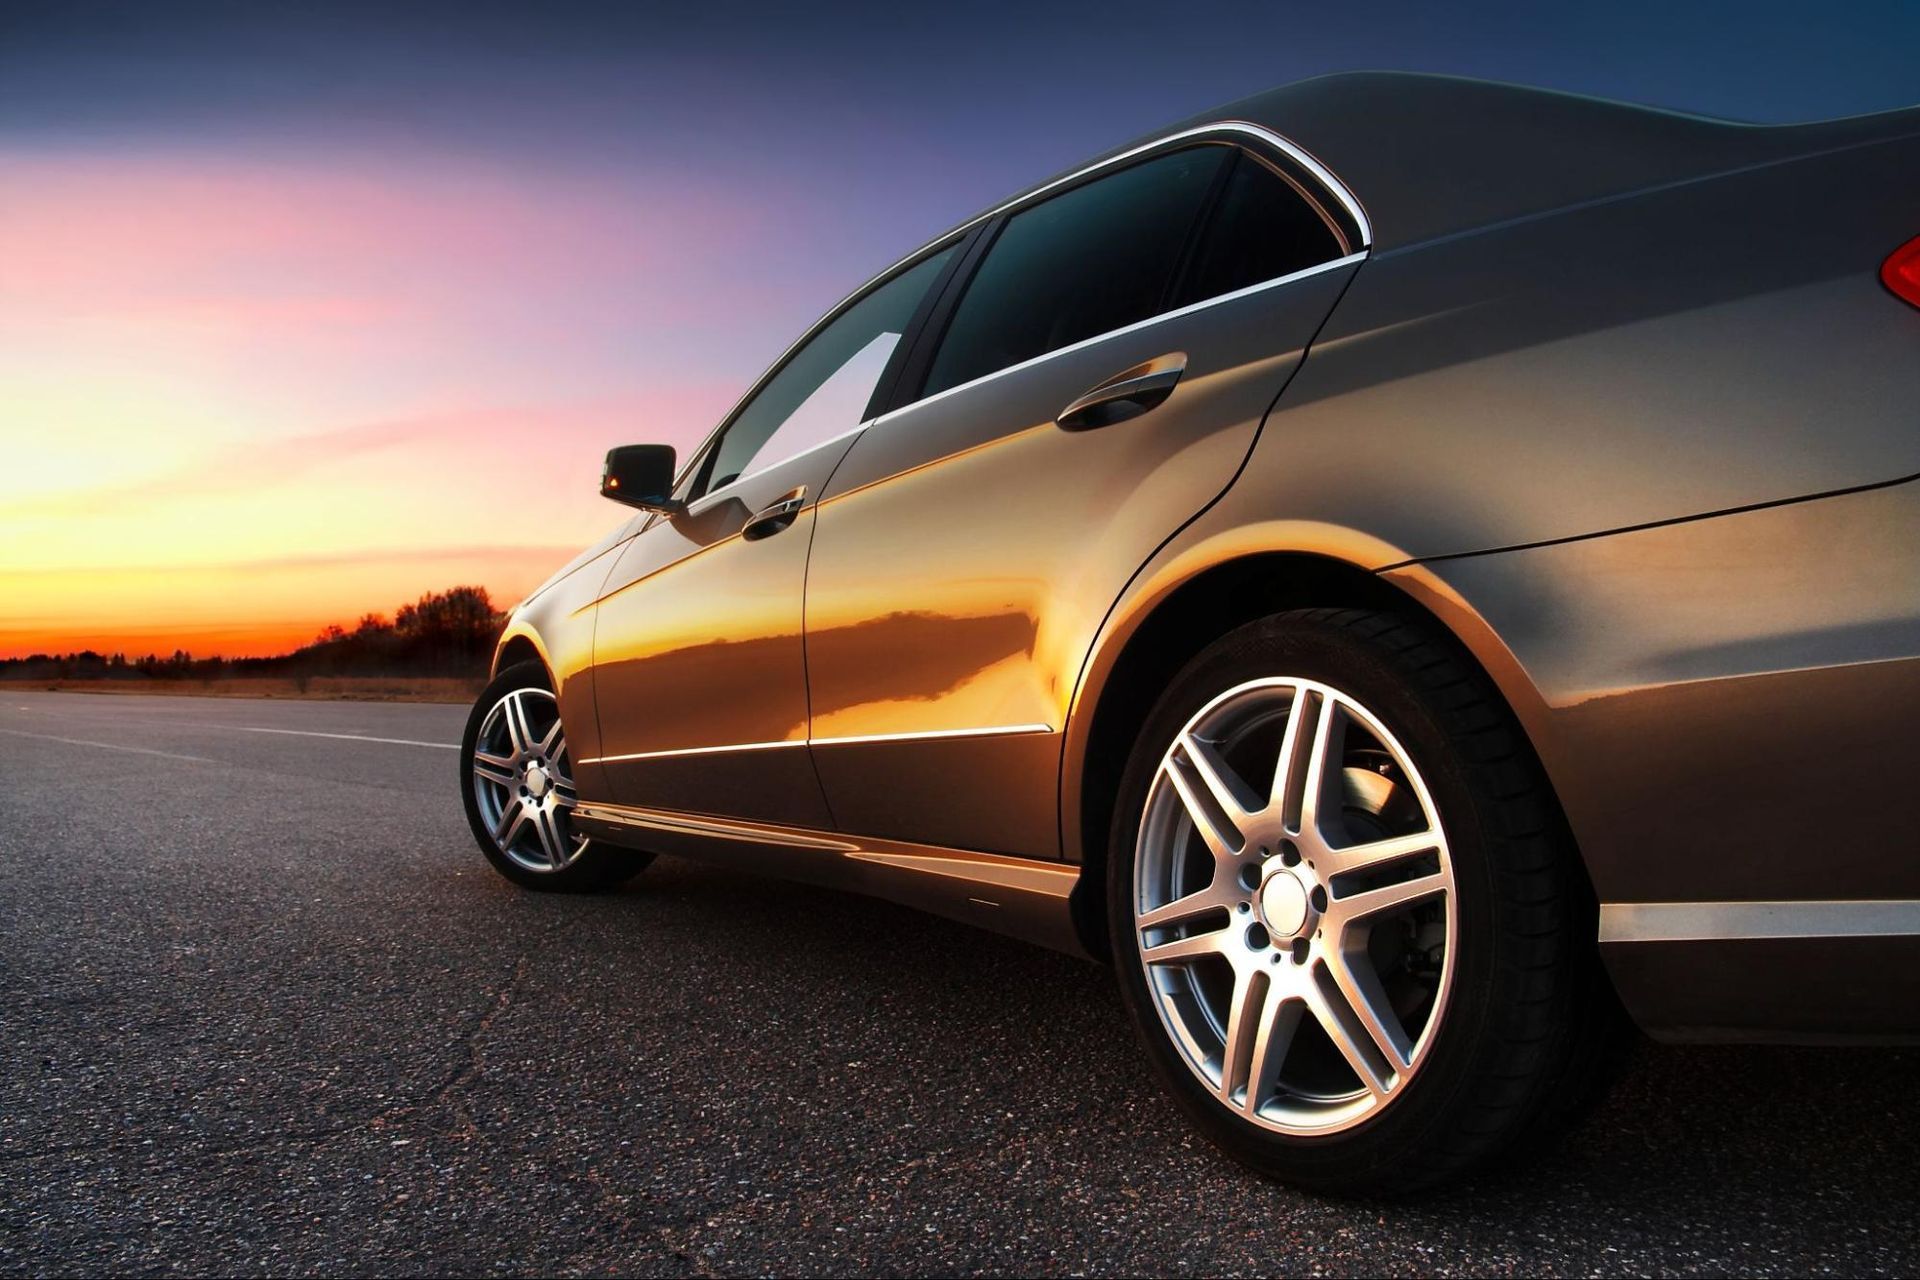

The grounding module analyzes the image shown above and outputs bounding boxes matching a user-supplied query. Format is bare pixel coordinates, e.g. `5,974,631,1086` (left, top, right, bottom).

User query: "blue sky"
3,0,1916,655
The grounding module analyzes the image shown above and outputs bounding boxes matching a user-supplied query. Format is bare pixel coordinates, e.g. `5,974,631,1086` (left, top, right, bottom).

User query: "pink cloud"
2,382,740,521
0,151,757,299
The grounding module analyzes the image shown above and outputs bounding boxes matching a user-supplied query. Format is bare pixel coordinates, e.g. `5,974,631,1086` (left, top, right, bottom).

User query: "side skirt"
572,801,1091,959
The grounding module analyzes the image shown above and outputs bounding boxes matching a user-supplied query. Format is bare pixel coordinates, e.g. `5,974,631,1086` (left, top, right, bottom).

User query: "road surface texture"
2,690,1915,1277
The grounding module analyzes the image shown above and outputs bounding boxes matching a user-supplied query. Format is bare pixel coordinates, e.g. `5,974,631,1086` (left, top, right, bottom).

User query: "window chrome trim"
580,722,1055,766
973,120,1371,248
672,120,1370,511
1600,900,1920,943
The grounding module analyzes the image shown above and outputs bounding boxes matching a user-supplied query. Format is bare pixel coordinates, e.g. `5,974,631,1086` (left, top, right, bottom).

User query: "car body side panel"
1385,477,1920,907
1219,133,1920,563
802,261,1358,859
1382,479,1920,1041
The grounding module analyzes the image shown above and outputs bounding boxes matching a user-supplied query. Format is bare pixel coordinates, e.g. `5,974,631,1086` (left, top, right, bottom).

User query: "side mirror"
600,444,683,514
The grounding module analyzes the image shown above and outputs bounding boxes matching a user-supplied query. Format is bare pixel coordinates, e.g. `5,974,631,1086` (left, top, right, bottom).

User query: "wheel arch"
1061,530,1569,961
492,629,551,683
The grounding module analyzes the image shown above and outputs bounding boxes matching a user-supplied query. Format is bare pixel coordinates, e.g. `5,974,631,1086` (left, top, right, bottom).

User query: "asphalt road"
1,689,1916,1277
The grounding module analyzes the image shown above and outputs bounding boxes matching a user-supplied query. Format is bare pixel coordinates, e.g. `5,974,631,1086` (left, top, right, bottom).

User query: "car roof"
1025,72,1920,253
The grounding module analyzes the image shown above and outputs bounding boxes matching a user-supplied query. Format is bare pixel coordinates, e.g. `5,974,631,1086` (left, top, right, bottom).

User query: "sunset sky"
5,1,1917,658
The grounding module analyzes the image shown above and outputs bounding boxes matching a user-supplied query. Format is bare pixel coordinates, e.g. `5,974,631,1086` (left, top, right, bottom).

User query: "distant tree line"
0,586,506,683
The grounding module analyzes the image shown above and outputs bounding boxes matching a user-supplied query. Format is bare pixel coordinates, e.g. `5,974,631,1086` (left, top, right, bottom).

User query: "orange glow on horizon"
0,149,756,660
0,548,573,660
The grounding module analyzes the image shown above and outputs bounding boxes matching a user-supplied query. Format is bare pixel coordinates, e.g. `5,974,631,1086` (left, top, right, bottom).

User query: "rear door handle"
1056,353,1186,430
742,486,807,540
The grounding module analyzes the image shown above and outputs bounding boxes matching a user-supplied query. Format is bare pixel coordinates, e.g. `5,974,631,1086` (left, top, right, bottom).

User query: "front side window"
922,146,1229,398
701,244,955,496
1177,150,1344,305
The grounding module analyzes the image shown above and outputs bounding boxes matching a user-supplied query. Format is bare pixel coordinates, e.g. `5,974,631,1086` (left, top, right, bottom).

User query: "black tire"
1106,607,1613,1196
460,660,654,893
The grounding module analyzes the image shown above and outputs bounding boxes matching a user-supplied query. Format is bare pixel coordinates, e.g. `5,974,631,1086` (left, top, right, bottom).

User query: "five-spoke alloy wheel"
470,684,585,873
1134,676,1456,1135
460,660,652,892
1109,608,1605,1195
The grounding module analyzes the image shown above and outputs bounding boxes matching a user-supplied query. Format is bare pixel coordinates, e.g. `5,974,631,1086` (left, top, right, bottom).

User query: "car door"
588,241,958,826
803,140,1364,858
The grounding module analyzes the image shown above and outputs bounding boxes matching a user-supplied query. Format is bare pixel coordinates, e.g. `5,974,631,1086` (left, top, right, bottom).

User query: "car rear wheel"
460,661,653,892
1108,608,1609,1195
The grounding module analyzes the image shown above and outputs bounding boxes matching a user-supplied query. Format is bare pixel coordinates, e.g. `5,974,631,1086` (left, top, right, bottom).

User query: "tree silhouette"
2,585,509,683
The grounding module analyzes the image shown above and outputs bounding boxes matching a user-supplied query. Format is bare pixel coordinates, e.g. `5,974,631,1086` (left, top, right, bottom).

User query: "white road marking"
0,727,218,763
1,700,461,750
223,726,459,750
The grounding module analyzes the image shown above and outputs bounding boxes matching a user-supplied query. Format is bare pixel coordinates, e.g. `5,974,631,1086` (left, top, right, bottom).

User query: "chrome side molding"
570,800,1088,957
581,722,1054,767
1600,899,1920,944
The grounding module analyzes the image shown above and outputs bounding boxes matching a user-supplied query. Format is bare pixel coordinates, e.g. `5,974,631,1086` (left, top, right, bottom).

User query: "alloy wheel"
469,686,587,873
1132,677,1457,1135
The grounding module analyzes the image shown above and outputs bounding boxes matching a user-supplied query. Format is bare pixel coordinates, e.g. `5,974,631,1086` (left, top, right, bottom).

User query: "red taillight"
1883,235,1920,309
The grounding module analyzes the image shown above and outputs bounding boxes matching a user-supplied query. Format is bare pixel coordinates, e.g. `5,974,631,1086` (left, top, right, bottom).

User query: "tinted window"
1178,152,1342,305
703,244,954,495
923,147,1228,397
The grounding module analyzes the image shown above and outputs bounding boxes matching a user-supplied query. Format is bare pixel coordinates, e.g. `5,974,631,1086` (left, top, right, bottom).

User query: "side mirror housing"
601,444,683,514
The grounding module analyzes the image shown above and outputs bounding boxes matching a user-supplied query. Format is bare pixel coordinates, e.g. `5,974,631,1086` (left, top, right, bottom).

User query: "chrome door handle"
1056,352,1186,430
742,486,807,540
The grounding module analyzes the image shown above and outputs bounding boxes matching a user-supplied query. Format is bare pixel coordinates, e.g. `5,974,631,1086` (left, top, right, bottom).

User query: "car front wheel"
1108,607,1609,1195
460,660,652,892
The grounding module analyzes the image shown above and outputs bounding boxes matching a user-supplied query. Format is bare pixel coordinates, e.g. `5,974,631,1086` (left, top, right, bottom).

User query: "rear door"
802,138,1364,857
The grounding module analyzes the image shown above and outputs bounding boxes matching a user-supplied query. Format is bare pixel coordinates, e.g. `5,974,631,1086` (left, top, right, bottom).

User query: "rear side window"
1178,151,1344,305
922,146,1229,397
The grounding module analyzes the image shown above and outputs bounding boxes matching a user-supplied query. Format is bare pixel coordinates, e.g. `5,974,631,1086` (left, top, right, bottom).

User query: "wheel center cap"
1260,871,1311,938
524,765,551,799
